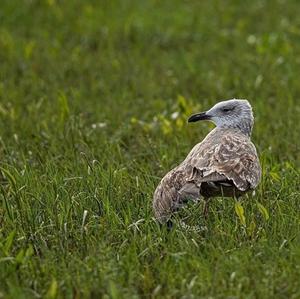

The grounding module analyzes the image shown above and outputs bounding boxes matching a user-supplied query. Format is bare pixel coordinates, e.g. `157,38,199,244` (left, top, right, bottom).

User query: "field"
0,0,300,298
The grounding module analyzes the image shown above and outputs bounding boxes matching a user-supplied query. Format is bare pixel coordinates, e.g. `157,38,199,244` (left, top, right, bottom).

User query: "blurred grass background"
0,0,299,298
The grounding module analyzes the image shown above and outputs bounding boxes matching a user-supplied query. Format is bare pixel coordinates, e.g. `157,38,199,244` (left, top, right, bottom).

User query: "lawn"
0,0,299,298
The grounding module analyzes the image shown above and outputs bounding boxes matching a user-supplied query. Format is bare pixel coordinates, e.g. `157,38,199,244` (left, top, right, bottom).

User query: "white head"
188,99,254,136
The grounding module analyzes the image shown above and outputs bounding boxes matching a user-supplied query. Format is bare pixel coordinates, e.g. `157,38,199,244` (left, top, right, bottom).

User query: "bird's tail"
153,183,178,223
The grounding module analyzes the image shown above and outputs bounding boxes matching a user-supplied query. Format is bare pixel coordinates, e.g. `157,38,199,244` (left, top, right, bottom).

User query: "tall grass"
0,0,299,298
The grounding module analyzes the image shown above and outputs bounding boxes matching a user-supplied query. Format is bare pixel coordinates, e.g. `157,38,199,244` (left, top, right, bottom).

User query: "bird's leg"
203,198,211,219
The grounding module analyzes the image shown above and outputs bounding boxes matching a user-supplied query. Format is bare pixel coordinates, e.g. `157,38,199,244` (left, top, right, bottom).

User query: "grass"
0,0,299,298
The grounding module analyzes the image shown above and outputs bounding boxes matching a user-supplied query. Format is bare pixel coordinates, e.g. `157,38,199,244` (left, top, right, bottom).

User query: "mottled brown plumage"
153,99,261,223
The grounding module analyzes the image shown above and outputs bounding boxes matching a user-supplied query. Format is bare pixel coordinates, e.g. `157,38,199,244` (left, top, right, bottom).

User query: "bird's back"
182,127,261,189
153,127,261,222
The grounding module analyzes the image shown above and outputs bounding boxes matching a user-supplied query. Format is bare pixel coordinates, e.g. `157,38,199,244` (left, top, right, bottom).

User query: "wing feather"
183,129,261,191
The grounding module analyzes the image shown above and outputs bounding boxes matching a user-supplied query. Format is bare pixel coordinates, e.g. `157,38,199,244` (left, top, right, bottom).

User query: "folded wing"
184,129,261,192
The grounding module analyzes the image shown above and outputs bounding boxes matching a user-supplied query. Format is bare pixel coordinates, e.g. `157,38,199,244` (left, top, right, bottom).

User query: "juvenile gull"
153,99,261,224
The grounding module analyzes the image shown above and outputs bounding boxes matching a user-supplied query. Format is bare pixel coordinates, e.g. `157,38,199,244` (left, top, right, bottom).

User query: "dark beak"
188,112,211,123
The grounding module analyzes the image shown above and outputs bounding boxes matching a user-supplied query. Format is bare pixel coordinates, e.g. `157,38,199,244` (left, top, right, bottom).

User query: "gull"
153,99,261,225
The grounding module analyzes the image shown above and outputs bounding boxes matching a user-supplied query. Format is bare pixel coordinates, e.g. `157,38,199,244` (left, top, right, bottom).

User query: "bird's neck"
218,122,253,137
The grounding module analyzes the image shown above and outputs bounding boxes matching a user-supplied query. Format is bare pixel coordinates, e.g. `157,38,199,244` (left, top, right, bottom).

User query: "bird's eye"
222,108,231,112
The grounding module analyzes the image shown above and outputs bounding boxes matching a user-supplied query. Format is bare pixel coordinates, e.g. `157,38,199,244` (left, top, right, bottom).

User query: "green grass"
0,0,300,298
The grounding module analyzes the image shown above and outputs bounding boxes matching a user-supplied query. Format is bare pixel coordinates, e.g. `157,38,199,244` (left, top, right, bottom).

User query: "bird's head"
188,99,254,136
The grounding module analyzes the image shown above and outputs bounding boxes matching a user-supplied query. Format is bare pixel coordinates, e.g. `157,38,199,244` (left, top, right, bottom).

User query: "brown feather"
153,127,261,223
